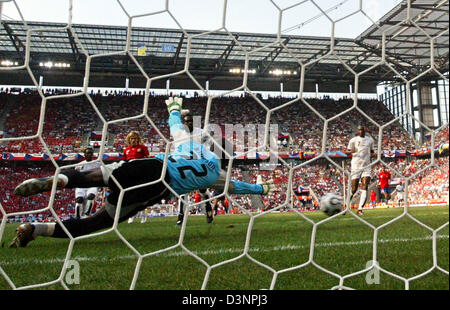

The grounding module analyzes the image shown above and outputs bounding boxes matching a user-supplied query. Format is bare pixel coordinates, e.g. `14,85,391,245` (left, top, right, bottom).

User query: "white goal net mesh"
0,0,448,290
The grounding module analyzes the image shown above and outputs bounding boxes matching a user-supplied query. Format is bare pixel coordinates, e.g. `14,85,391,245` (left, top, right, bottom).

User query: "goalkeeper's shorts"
102,158,171,219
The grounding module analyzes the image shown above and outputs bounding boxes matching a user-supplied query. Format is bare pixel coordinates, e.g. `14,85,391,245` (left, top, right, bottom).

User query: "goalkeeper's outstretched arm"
165,97,190,146
165,97,273,196
210,170,274,195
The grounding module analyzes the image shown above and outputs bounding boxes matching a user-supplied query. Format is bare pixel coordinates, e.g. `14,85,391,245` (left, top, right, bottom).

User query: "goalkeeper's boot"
356,210,364,215
14,177,62,197
206,210,214,224
9,223,35,248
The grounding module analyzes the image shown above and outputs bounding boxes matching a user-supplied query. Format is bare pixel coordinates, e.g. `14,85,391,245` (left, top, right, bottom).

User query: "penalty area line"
0,234,448,266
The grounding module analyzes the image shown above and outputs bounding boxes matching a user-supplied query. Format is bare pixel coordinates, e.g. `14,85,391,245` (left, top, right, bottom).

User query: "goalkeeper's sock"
32,223,56,238
205,202,212,213
75,203,83,219
85,199,93,216
358,190,367,210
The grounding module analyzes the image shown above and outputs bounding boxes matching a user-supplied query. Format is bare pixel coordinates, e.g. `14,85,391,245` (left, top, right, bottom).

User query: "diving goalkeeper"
10,97,273,248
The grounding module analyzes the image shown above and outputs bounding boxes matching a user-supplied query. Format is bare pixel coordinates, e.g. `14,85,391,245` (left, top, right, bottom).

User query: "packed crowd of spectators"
0,93,95,154
436,125,449,145
401,157,449,205
242,156,448,211
243,161,344,211
0,91,435,156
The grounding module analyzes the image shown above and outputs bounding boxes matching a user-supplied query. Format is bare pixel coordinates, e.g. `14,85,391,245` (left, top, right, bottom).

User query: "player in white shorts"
345,125,375,215
75,148,101,218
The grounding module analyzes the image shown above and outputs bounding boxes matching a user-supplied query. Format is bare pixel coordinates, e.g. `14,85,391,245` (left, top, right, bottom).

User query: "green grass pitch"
0,206,448,290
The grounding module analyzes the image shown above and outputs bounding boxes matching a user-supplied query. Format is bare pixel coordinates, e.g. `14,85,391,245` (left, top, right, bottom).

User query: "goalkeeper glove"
257,176,275,195
165,96,183,113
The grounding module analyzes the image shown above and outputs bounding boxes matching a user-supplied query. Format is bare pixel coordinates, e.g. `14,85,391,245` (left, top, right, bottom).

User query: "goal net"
0,0,448,290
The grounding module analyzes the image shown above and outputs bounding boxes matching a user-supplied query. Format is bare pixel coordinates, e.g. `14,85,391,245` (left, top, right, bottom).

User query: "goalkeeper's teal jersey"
155,112,221,195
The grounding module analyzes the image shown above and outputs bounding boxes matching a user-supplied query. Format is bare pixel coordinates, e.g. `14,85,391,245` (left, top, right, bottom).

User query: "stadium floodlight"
0,60,18,66
268,69,297,76
39,61,70,68
229,68,256,74
40,61,53,68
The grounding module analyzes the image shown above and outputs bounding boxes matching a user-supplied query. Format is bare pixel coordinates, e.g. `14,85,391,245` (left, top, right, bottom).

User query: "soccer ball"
320,193,343,216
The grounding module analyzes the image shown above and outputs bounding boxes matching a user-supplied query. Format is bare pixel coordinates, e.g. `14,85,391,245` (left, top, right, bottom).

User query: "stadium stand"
0,90,421,154
0,90,448,221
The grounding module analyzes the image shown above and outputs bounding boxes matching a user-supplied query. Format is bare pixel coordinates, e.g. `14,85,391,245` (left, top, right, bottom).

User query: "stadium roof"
0,0,448,92
357,0,449,75
0,21,380,76
0,22,368,63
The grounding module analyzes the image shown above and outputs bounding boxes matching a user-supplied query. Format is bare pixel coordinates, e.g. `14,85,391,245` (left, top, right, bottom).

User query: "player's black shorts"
106,158,171,208
212,189,226,201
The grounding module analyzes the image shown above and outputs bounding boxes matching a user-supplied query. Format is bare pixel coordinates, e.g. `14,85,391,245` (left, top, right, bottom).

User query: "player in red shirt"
123,131,149,161
193,192,202,204
123,131,149,223
370,190,377,208
223,198,229,214
378,166,392,204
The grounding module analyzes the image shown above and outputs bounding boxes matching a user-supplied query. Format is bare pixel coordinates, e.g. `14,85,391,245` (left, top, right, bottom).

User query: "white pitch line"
182,211,449,229
0,234,448,266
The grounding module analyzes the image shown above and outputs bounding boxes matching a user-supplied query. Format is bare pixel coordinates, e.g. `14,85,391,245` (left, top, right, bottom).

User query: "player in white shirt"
75,148,101,218
395,181,405,207
345,125,375,215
